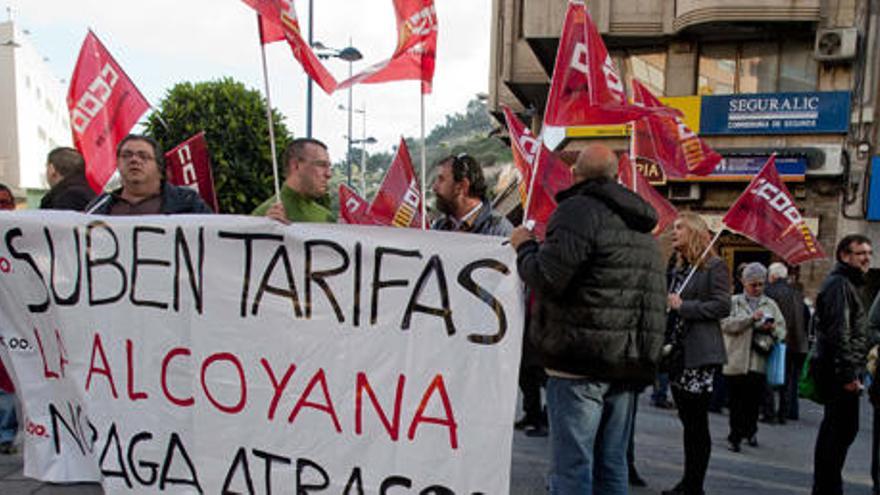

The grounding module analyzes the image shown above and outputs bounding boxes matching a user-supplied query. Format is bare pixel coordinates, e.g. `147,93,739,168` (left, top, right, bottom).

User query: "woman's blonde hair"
674,211,716,269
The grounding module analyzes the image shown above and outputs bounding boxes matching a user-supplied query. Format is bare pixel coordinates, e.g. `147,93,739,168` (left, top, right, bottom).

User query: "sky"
5,0,492,161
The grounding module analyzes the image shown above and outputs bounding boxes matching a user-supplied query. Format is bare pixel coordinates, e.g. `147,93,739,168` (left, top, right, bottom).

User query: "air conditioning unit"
814,28,858,62
667,183,700,201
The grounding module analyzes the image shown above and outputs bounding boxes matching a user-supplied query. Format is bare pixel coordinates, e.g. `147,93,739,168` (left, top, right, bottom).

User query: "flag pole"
420,89,427,230
676,229,724,295
522,136,543,226
257,14,282,202
629,121,637,193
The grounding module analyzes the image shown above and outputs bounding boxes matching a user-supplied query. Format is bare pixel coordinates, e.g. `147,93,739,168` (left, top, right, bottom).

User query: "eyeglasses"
306,159,332,170
119,150,155,162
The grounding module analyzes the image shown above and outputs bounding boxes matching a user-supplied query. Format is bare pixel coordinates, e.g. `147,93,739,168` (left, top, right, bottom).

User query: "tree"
144,78,293,214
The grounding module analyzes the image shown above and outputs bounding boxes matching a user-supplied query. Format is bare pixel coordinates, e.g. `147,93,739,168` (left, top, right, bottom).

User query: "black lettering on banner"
458,259,510,345
296,457,329,493
174,226,204,314
49,402,88,455
159,433,202,493
217,231,284,317
99,423,133,488
305,239,350,323
402,255,455,335
420,486,455,495
222,447,255,495
45,227,82,306
252,448,292,495
5,228,50,313
352,242,362,327
130,226,170,309
343,466,364,495
86,221,127,306
252,244,304,318
128,432,158,485
380,475,413,494
371,247,422,325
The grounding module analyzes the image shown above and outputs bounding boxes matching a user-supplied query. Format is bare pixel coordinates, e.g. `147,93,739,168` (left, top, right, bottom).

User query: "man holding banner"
252,138,336,224
430,153,512,235
85,134,212,215
510,144,666,494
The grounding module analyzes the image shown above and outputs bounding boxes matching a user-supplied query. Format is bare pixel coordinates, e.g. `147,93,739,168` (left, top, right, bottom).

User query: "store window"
698,40,816,94
611,49,667,97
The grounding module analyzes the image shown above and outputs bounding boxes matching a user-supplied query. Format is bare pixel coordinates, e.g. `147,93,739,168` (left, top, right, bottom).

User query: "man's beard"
434,194,455,215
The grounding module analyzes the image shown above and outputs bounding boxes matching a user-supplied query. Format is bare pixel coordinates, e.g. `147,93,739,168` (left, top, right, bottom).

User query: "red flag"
617,153,677,235
242,0,338,94
501,106,572,238
164,132,219,212
67,30,150,192
258,14,285,44
722,156,826,265
338,0,437,93
339,183,379,225
632,79,721,178
368,138,424,228
543,1,673,127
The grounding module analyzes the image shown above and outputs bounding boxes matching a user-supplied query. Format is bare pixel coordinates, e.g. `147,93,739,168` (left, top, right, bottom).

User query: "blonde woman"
721,262,786,453
662,212,731,495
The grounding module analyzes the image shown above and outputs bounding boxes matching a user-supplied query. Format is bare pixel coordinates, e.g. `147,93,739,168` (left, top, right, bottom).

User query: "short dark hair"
116,134,165,169
47,147,85,178
836,234,872,263
0,183,11,197
436,153,487,199
282,138,328,175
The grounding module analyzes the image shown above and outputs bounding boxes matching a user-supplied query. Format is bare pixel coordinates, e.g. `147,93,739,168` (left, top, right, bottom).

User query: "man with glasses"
430,153,512,235
86,134,211,215
253,138,336,223
812,234,872,495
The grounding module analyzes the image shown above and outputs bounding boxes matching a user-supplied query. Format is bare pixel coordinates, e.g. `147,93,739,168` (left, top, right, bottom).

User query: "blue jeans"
546,377,634,495
0,391,17,444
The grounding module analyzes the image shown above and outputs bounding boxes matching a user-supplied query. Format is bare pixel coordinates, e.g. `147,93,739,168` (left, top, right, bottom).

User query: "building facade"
0,20,72,208
489,0,880,295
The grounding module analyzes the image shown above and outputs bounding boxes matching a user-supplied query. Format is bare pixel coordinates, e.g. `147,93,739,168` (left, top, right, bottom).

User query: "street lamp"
313,41,363,186
349,136,377,195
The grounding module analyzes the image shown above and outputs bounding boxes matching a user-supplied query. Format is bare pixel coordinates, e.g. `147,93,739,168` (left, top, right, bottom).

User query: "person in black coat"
40,147,95,211
663,212,731,495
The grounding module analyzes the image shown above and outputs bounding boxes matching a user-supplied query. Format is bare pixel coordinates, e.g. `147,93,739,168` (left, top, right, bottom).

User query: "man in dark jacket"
86,134,211,215
764,262,807,423
510,144,666,494
812,234,872,495
430,153,513,236
40,147,95,210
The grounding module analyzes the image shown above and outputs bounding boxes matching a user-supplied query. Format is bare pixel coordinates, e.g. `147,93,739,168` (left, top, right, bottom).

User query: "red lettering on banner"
33,327,59,380
161,347,194,407
54,330,69,378
200,352,247,414
125,339,148,401
86,333,118,398
355,372,405,441
259,358,296,421
287,369,342,433
407,374,458,450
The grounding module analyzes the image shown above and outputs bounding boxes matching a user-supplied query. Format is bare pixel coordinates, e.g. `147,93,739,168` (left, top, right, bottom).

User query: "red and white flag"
723,155,826,265
543,1,672,127
164,132,219,212
369,138,424,228
631,79,720,178
67,30,150,192
242,0,338,93
502,106,571,238
617,153,678,235
338,0,437,93
338,183,379,225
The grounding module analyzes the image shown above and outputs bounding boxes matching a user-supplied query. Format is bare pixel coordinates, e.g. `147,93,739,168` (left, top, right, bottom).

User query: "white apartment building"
0,20,71,207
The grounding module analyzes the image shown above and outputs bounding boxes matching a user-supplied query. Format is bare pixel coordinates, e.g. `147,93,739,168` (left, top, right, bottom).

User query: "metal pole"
347,60,354,186
420,90,427,229
360,103,367,195
306,0,313,138
257,14,281,202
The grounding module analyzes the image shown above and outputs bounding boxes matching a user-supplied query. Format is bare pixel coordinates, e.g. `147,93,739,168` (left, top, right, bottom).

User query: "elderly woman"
721,262,786,452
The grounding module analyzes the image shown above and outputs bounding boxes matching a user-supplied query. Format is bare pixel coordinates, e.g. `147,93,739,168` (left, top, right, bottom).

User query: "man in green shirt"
252,138,337,223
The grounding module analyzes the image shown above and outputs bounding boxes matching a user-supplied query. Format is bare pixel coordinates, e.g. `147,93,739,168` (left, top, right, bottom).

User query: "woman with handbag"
720,262,786,453
662,212,731,495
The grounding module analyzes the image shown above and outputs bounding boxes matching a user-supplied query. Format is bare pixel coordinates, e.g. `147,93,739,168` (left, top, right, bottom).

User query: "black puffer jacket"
516,178,667,384
40,173,96,211
814,262,868,388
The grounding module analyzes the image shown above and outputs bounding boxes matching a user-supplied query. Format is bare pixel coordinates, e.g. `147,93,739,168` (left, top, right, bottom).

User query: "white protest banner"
0,212,523,494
